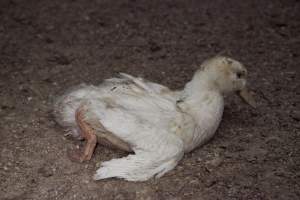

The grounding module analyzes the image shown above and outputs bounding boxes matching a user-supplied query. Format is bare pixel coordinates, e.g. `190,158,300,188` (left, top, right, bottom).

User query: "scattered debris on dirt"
0,0,299,199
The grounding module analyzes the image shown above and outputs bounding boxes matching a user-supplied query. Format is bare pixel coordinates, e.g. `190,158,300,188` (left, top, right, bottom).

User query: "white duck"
53,56,256,181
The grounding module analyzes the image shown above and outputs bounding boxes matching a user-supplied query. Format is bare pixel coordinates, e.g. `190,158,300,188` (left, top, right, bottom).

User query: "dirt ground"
0,0,299,199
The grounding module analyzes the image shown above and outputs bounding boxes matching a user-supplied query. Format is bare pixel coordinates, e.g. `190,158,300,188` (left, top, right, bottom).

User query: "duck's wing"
119,73,171,94
94,138,184,181
102,73,174,97
95,73,178,117
82,87,184,181
90,101,184,181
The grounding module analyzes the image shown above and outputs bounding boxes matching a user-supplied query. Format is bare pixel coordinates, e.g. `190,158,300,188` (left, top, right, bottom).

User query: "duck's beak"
238,88,257,108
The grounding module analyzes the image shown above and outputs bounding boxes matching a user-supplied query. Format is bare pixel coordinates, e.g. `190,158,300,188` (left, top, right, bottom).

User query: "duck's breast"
181,93,224,152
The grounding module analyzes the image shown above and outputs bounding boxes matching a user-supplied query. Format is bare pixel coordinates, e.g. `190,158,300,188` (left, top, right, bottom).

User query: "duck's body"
54,56,255,181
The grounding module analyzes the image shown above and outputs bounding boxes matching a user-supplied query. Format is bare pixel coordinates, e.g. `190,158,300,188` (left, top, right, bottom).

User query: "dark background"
0,0,299,199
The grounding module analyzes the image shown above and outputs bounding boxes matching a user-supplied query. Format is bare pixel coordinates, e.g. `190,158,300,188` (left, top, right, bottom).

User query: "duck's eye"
236,72,243,78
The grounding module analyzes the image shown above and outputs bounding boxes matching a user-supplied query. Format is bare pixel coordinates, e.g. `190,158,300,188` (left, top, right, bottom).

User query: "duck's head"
195,56,256,107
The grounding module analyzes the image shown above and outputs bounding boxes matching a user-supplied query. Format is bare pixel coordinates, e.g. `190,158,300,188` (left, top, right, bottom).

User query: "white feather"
54,56,250,181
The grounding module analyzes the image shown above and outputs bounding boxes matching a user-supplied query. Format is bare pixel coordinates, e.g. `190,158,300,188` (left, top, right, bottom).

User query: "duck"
53,56,256,181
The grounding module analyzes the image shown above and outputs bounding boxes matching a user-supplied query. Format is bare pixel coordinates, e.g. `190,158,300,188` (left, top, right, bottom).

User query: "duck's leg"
69,105,97,162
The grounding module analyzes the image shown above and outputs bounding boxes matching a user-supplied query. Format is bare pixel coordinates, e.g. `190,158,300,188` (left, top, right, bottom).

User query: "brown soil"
0,0,299,199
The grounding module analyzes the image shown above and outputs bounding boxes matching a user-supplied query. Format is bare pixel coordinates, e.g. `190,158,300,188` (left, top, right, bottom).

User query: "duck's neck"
178,73,225,152
180,72,223,109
